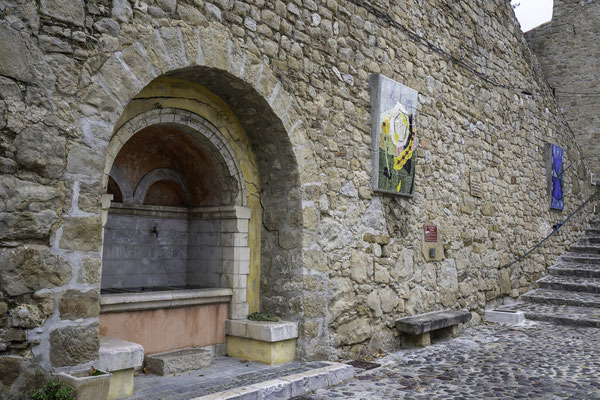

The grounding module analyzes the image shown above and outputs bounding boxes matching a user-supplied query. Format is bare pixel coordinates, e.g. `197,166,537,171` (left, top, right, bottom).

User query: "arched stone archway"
74,22,325,359
104,108,246,207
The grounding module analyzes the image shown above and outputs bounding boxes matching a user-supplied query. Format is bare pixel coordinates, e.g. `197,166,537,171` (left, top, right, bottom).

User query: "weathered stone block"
226,336,296,365
78,183,102,213
97,336,144,372
349,250,371,283
10,304,46,328
0,175,62,209
33,292,55,317
111,0,132,23
14,125,66,179
59,290,100,320
79,258,101,284
49,323,99,367
0,23,36,82
59,217,102,252
0,210,58,241
0,356,22,387
0,246,71,296
328,276,354,322
336,317,370,346
145,347,211,375
65,142,105,181
226,320,298,342
40,0,85,26
396,310,472,335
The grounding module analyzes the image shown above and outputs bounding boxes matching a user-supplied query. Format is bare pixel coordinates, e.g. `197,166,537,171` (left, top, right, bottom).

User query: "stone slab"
485,310,525,324
126,358,353,400
97,336,144,372
192,362,354,400
225,319,298,342
100,288,232,313
396,310,471,335
226,336,296,365
145,347,212,376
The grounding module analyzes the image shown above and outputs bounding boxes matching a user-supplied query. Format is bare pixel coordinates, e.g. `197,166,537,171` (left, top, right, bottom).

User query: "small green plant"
89,366,105,376
31,380,75,400
248,311,280,322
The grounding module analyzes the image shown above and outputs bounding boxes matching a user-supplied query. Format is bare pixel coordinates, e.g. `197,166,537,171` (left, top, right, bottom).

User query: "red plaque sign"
424,225,438,242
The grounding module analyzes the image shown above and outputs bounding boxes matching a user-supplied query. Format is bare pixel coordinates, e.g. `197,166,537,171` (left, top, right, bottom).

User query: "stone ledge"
396,309,472,335
192,362,354,400
225,319,298,342
100,288,232,313
97,336,144,372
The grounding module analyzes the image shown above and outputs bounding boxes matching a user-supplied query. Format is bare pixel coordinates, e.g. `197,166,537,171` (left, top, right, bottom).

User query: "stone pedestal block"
97,336,144,399
225,320,298,365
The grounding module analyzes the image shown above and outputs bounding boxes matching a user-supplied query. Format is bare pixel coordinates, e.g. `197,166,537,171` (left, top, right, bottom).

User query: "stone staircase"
498,211,600,327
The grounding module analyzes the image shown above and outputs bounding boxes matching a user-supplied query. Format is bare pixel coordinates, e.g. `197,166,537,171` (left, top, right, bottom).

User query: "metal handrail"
502,186,600,269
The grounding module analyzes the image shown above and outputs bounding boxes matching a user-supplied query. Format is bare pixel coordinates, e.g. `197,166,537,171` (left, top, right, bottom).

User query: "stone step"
549,262,600,278
559,254,600,264
537,275,600,294
585,228,600,236
578,236,600,245
197,362,354,400
127,359,354,400
499,303,600,328
568,244,600,255
145,347,212,376
522,289,600,308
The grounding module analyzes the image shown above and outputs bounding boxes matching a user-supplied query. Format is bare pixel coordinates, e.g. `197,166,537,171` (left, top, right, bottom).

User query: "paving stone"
294,322,600,399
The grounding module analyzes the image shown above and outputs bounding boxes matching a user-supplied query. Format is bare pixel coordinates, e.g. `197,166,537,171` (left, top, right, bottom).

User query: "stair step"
498,303,600,328
559,254,600,264
578,236,600,245
549,263,600,278
522,289,600,308
586,228,600,236
537,275,600,294
569,244,600,255
145,347,212,376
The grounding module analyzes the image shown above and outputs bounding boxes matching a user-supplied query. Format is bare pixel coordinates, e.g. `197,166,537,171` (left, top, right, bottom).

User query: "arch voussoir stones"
105,108,247,207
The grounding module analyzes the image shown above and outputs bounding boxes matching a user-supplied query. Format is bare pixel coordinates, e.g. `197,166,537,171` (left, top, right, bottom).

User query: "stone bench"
395,310,471,347
97,336,144,399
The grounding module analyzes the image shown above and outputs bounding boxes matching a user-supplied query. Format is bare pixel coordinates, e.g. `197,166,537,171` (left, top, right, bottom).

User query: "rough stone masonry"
0,0,597,398
525,0,600,179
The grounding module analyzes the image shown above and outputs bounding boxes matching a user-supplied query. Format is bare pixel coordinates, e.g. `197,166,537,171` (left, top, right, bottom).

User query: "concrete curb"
485,309,525,324
192,362,354,400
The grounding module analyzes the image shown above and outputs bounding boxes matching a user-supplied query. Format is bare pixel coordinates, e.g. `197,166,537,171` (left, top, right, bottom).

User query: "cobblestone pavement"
296,321,600,399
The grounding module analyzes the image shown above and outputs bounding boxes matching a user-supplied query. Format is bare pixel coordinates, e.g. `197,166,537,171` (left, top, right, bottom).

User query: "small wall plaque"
470,175,483,198
422,223,443,262
424,225,438,242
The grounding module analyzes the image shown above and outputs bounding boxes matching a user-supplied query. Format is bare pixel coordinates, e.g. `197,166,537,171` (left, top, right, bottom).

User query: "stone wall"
102,212,190,289
525,0,600,178
0,0,598,398
187,218,223,289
